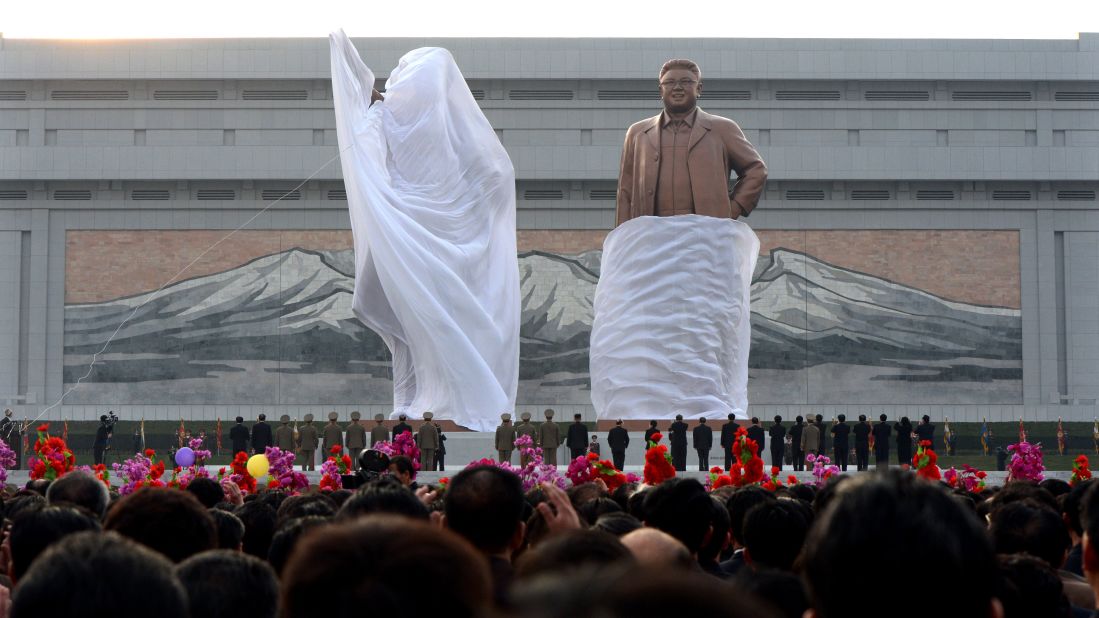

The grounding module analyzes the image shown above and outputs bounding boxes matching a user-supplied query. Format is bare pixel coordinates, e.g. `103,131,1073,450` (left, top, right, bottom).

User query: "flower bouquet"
805,452,841,488
112,449,167,495
217,451,257,494
29,424,75,481
1071,455,1091,487
643,431,676,486
1006,440,1044,483
0,438,17,485
566,450,637,492
373,432,421,479
264,446,309,493
943,464,987,493
912,440,941,482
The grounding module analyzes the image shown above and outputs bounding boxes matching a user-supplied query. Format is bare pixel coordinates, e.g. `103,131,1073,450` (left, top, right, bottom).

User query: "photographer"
93,412,117,465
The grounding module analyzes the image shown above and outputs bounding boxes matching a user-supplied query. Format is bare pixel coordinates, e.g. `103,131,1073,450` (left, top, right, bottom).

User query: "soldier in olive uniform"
539,409,561,466
370,413,389,448
515,411,538,466
418,411,439,471
323,412,343,457
346,411,367,471
275,415,295,452
496,413,516,464
298,414,319,471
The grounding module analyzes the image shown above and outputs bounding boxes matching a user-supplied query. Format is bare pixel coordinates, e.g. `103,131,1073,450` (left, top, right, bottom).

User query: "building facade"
0,34,1097,424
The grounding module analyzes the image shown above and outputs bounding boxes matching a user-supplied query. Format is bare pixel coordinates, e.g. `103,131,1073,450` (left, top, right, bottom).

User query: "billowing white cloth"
329,31,519,431
590,215,759,421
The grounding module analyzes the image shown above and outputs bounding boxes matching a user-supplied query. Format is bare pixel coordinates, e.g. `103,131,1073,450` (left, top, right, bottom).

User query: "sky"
3,0,1099,39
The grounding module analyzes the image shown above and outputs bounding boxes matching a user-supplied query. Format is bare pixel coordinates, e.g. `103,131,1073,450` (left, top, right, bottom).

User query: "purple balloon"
175,447,195,467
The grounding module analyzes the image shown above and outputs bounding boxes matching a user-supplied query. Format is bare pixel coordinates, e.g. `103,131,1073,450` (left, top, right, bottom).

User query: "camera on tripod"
340,448,391,490
102,411,119,430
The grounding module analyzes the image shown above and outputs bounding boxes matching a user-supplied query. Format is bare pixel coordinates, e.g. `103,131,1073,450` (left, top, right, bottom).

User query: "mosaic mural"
63,230,1022,406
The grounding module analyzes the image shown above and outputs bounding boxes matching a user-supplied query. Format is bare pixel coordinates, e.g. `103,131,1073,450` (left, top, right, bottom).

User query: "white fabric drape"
329,31,519,431
590,215,759,421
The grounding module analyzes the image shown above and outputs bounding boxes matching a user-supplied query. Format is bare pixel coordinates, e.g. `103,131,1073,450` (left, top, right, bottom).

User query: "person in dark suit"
566,414,588,462
720,413,738,471
392,414,413,441
831,415,850,471
746,417,765,454
768,416,786,471
93,415,112,465
251,414,272,454
872,413,892,470
915,415,935,447
789,416,805,471
229,416,249,455
692,418,713,471
644,420,659,444
814,414,827,455
853,414,871,471
894,416,913,466
607,420,630,471
668,415,689,471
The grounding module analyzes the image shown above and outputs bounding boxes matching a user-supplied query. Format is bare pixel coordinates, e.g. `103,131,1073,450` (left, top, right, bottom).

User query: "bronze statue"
616,59,767,226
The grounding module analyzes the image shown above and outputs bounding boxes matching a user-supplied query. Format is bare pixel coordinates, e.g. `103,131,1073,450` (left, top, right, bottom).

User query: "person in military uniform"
323,412,343,457
539,409,561,466
298,414,319,471
370,413,389,448
514,412,538,466
392,414,413,441
496,413,516,464
692,417,713,471
251,414,272,455
566,414,589,462
275,415,295,453
418,411,439,471
607,419,630,471
346,411,367,471
668,414,689,471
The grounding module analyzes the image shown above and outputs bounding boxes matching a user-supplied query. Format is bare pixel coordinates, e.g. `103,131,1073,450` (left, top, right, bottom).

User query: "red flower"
330,445,342,454
649,432,663,444
144,448,156,458
37,424,49,433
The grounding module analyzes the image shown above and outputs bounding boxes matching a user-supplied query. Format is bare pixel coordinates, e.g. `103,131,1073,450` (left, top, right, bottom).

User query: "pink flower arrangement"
1006,440,1045,483
943,464,987,493
373,432,421,479
466,436,569,491
0,438,16,485
112,449,167,495
319,457,343,491
805,452,841,487
264,446,309,493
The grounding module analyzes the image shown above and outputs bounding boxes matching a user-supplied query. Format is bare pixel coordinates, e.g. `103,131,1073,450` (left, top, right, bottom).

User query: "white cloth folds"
590,215,759,421
329,31,519,431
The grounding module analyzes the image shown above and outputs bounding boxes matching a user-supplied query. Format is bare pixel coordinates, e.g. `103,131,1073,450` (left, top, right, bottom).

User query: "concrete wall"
0,34,1097,424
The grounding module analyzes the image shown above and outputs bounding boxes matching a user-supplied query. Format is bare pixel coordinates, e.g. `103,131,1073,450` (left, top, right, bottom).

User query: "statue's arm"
615,128,637,226
724,121,768,217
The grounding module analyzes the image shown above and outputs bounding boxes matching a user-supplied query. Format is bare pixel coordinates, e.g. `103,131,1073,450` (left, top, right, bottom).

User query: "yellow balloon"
246,454,270,479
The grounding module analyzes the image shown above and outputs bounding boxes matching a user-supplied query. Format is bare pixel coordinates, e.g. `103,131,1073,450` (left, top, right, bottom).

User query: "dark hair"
574,414,582,420
774,416,782,423
815,414,823,423
742,500,808,571
837,414,845,423
45,471,110,518
642,478,712,554
104,488,216,563
675,414,683,421
593,512,642,537
11,531,188,618
900,416,910,425
803,471,997,618
736,569,811,618
650,420,658,427
1063,479,1093,537
267,516,330,577
795,416,803,423
275,493,336,528
697,496,731,566
990,500,1071,568
233,500,278,559
281,517,490,618
995,553,1072,618
176,550,278,618
659,58,701,81
445,465,524,553
389,455,416,478
25,479,50,496
725,485,777,546
516,529,634,579
858,415,866,422
751,417,759,424
1039,478,1072,498
728,414,735,420
209,508,245,550
9,506,101,582
576,497,622,526
185,477,225,509
922,415,930,423
235,416,244,423
338,478,429,521
258,414,266,421
879,414,887,422
5,494,45,521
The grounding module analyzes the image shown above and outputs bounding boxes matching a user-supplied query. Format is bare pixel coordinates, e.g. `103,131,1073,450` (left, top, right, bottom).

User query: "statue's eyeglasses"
659,78,698,89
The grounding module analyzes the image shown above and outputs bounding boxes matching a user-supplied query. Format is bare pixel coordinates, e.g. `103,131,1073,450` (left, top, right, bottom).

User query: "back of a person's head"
24,479,50,497
725,485,777,546
209,508,245,550
337,479,429,521
1062,479,1093,538
742,500,808,571
620,527,692,569
176,550,278,618
995,553,1072,618
185,477,225,509
5,494,45,521
233,500,278,559
803,471,997,618
9,506,101,582
444,465,523,553
1039,478,1072,498
104,488,216,563
990,499,1071,568
281,516,490,618
267,516,330,577
576,496,622,526
516,529,634,579
698,495,731,565
642,478,712,554
275,493,336,527
11,531,187,618
735,569,811,618
593,512,642,537
45,471,110,518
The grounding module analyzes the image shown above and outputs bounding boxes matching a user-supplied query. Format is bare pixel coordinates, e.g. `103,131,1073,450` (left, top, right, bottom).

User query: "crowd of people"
0,452,1097,617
